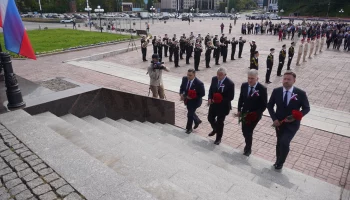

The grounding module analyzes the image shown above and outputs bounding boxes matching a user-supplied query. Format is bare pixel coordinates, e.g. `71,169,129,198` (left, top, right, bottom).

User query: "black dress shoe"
214,139,221,145
274,164,283,170
206,66,211,68
193,120,202,129
243,149,252,156
215,63,220,65
265,81,272,84
208,131,216,136
185,129,192,134
195,69,200,71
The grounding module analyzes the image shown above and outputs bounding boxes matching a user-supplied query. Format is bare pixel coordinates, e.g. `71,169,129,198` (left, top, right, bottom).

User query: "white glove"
289,57,292,59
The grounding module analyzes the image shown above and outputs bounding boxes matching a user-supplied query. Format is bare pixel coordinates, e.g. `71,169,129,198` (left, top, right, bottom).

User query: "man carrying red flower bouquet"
180,69,205,134
236,69,268,156
207,67,235,145
267,71,310,170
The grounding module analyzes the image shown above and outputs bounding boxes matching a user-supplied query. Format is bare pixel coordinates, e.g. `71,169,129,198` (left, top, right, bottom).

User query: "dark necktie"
186,81,191,91
284,91,289,107
217,80,221,89
249,86,254,97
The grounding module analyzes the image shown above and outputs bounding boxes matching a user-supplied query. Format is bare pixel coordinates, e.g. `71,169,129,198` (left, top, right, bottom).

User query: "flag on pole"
0,0,36,60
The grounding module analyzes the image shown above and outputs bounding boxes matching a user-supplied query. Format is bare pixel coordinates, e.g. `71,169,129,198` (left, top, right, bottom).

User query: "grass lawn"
0,28,131,54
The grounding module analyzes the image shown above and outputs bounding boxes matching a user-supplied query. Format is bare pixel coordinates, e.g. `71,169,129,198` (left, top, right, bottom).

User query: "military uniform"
308,38,315,59
250,56,259,70
303,40,309,62
314,37,320,55
250,42,257,59
238,38,246,58
152,38,158,54
320,35,325,52
194,43,202,71
213,36,218,58
141,38,148,61
205,45,214,68
215,42,221,65
277,46,286,76
174,42,180,67
265,49,274,84
186,40,193,64
296,41,304,66
231,39,238,60
287,44,295,70
222,38,229,62
163,36,169,57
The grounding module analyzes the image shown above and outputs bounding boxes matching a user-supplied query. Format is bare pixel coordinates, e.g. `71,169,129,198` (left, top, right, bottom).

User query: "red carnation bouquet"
239,112,258,126
213,93,223,103
272,110,303,129
187,89,197,99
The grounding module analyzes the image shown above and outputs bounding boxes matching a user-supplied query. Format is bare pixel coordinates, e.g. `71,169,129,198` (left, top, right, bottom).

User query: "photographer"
148,54,169,99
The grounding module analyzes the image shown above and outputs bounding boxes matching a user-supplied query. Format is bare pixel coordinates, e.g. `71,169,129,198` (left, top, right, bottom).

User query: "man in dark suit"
180,69,205,134
237,69,268,156
207,67,235,145
268,71,310,170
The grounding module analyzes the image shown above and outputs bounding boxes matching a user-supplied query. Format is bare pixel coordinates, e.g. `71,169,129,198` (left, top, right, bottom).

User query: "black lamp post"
150,6,156,24
94,5,104,33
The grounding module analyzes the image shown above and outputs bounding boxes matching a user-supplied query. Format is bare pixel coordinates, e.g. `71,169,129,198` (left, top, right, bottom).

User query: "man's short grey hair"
248,69,258,76
217,67,227,74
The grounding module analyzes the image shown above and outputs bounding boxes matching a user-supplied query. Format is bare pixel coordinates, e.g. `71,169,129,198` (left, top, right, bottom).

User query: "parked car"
159,16,170,20
60,19,73,23
181,15,190,21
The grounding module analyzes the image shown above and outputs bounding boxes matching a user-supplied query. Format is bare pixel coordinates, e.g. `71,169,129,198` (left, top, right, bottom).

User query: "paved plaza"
10,18,350,191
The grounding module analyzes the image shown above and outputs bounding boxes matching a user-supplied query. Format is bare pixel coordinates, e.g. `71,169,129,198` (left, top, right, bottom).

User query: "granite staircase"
0,110,345,200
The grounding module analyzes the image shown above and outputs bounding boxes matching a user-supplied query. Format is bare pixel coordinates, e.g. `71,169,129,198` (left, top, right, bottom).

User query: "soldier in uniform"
308,37,315,59
174,40,180,67
205,33,211,49
238,36,246,58
287,42,295,70
320,34,325,53
231,37,238,60
265,48,274,84
215,41,221,65
141,36,149,62
205,41,214,68
314,35,320,55
194,39,203,71
152,36,158,54
213,35,219,58
249,40,257,59
186,39,193,64
222,37,229,63
163,34,169,57
277,44,287,76
169,40,174,62
157,37,163,62
180,34,186,59
250,51,259,70
303,38,309,62
172,34,177,41
296,39,304,66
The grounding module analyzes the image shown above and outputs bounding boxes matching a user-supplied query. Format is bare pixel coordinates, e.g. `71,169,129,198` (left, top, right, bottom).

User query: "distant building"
160,0,224,12
268,0,278,12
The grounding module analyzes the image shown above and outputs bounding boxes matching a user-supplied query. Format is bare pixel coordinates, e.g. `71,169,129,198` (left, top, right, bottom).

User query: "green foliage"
0,29,131,55
278,0,349,17
228,0,257,12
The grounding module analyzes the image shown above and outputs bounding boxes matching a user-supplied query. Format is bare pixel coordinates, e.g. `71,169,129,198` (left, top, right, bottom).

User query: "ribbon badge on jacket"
219,84,225,93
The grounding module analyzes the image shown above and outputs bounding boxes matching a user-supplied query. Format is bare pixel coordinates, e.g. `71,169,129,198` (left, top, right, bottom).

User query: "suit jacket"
267,86,310,132
238,82,267,117
208,76,235,116
179,77,205,108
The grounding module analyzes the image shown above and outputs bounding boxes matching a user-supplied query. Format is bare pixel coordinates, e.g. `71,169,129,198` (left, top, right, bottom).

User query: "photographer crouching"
147,54,169,99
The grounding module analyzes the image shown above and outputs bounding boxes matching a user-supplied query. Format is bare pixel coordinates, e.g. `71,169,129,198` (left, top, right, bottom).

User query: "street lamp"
94,5,104,33
150,6,156,24
85,1,92,31
190,7,194,19
38,0,43,17
280,9,284,13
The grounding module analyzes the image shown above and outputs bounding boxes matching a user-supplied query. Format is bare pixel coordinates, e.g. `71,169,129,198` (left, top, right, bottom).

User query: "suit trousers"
205,54,211,67
186,52,191,64
208,107,226,142
287,56,293,70
164,46,168,57
277,61,285,76
242,119,260,151
238,47,243,58
186,106,200,130
275,125,297,165
265,67,272,82
231,49,236,60
142,48,147,61
169,50,173,61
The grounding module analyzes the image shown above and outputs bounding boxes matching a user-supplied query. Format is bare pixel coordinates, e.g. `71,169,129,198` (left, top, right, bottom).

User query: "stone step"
83,116,284,200
60,114,239,200
102,118,286,200
155,122,342,200
1,110,155,200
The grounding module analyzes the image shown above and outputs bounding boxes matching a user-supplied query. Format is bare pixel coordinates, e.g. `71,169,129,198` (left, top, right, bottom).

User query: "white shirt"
283,86,294,105
218,76,227,88
247,82,258,96
185,78,195,93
